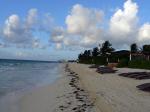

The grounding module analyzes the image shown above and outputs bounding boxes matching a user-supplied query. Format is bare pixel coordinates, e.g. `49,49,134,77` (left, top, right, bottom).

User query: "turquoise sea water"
0,59,61,98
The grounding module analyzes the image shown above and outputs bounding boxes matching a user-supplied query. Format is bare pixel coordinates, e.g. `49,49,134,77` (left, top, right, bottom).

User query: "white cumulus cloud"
138,23,150,44
1,0,150,51
66,4,103,34
26,8,38,29
50,27,65,43
0,8,53,49
56,43,62,50
3,14,33,44
109,0,138,45
51,4,104,48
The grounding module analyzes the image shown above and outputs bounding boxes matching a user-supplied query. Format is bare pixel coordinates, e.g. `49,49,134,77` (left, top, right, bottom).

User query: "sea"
0,59,62,112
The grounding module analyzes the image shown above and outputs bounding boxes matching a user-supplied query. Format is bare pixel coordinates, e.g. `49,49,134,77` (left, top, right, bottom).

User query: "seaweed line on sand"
54,64,95,112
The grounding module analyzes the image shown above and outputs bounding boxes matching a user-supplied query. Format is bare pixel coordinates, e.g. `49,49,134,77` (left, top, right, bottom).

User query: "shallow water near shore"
0,59,62,112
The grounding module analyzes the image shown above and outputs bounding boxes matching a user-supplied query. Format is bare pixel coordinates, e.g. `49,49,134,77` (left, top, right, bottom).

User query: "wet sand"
19,64,96,112
19,63,150,112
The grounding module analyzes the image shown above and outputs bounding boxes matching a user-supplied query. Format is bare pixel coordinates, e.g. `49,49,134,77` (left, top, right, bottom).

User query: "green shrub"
128,60,150,69
93,56,107,65
117,59,129,67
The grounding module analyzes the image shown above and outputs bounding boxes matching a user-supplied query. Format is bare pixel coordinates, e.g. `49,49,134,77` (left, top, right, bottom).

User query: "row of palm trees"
78,41,150,64
130,43,150,55
78,41,115,64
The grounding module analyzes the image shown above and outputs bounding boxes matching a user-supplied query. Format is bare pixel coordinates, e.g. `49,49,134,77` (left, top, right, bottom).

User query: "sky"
0,0,150,61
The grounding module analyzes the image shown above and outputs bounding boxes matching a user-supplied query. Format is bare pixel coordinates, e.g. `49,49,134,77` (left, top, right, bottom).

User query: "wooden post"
118,58,120,62
107,57,108,63
130,53,132,61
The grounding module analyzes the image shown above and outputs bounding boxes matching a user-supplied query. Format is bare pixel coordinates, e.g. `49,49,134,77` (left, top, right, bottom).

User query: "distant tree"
78,41,116,64
78,53,83,62
100,41,114,55
87,50,92,57
142,45,150,55
83,50,91,58
78,49,92,63
92,47,99,57
130,43,138,53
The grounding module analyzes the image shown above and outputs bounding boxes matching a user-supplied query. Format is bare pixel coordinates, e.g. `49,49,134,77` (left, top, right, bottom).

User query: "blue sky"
0,0,150,61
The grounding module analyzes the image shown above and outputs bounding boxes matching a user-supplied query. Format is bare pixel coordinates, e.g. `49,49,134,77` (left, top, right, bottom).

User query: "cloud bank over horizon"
0,8,53,49
0,0,150,51
50,0,150,50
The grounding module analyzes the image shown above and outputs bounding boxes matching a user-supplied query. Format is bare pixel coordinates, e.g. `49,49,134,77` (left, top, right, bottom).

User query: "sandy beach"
19,63,150,112
19,64,75,112
69,63,150,112
19,63,96,112
1,0,150,112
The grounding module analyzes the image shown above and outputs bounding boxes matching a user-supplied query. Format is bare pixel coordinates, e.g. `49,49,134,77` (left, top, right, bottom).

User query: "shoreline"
19,63,96,112
12,63,150,112
19,63,69,112
0,63,65,112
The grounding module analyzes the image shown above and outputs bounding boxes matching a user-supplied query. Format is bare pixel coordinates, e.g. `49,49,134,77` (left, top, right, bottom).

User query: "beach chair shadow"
137,83,150,92
118,72,150,80
96,66,117,74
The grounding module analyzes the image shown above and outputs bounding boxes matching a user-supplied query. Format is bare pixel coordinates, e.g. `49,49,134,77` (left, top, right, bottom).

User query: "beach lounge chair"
136,75,150,80
89,64,99,68
118,73,129,76
128,74,142,78
118,72,150,80
137,83,150,92
118,72,137,77
96,66,117,74
127,72,146,78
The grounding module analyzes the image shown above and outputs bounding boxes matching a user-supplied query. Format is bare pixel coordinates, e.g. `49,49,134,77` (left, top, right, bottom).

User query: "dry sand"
19,63,150,112
69,63,150,112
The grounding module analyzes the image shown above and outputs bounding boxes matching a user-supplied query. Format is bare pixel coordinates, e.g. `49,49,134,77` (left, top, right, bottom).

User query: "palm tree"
100,41,114,55
130,43,138,53
142,45,150,60
130,43,138,61
100,41,114,63
92,47,99,57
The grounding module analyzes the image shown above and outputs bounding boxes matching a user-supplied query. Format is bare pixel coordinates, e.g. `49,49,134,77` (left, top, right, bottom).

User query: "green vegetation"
78,41,150,69
78,41,130,65
130,43,138,53
78,41,115,65
117,59,129,67
128,60,150,69
142,45,150,55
